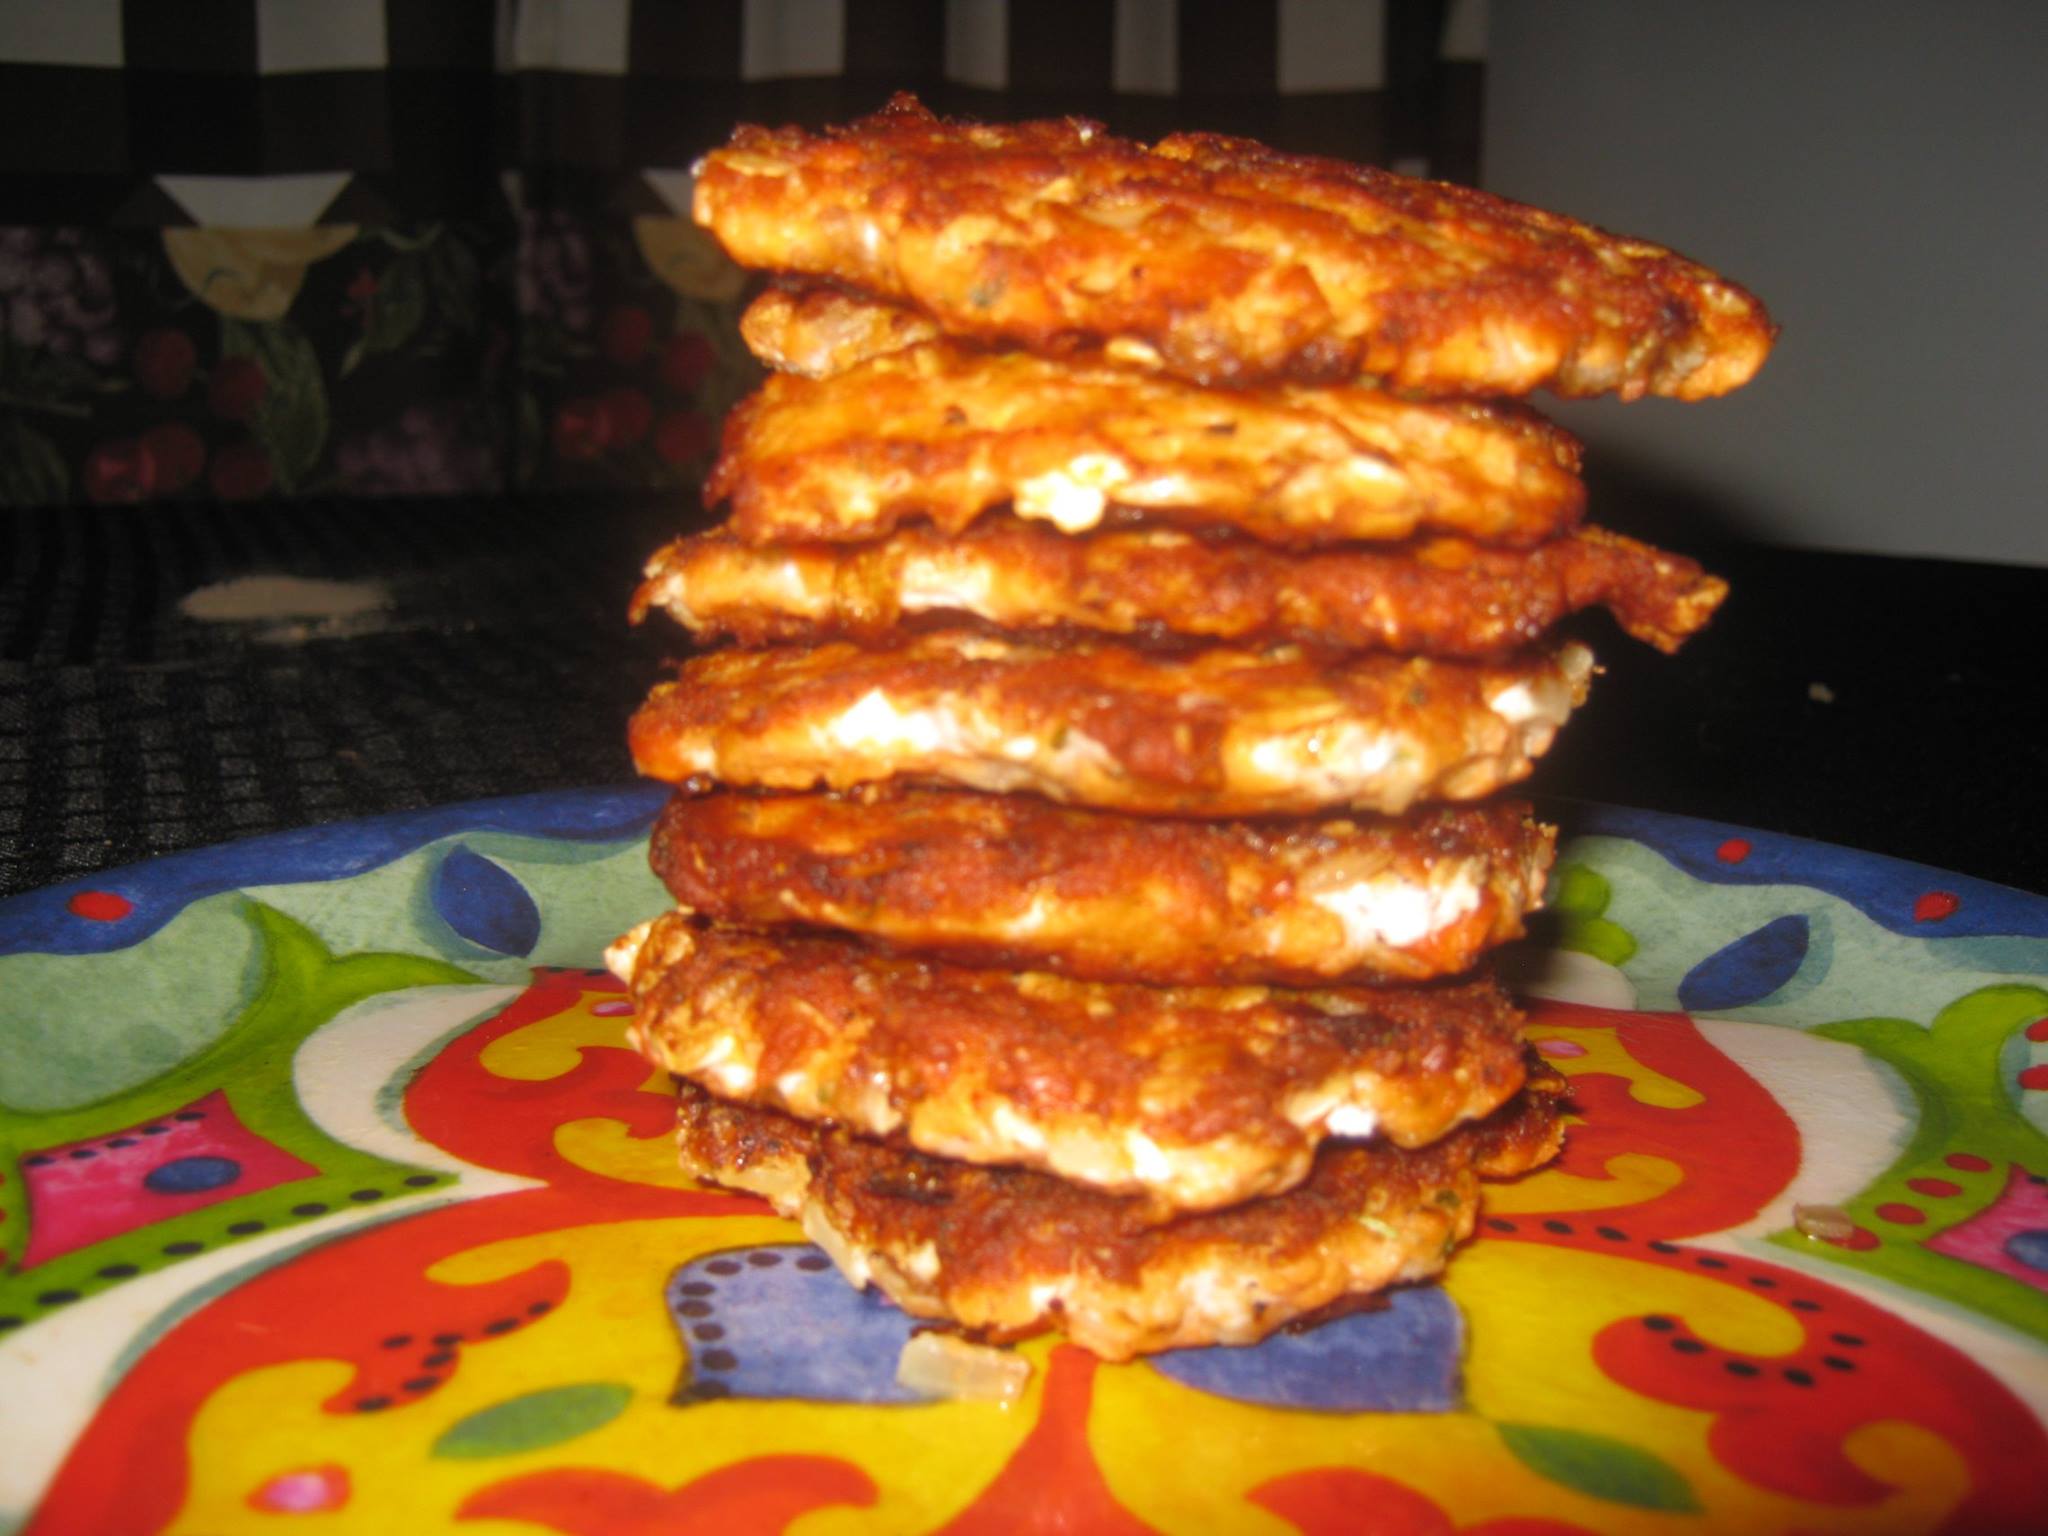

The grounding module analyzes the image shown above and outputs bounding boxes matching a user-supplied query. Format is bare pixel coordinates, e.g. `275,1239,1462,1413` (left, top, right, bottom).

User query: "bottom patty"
673,1061,1565,1361
616,914,1533,1214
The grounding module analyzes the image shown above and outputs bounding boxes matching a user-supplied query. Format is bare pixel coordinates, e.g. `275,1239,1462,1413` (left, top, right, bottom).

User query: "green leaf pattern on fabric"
344,254,427,376
222,317,330,491
0,414,71,506
1,210,757,504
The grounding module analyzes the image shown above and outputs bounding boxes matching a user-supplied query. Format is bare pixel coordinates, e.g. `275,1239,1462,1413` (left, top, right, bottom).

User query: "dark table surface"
3,494,2044,904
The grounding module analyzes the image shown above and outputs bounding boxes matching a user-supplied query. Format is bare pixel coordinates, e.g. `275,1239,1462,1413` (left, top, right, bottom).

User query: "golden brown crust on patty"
672,1064,1566,1359
705,339,1585,549
628,631,1593,818
740,283,942,377
618,913,1531,1211
635,520,1723,658
648,789,1554,986
692,95,1774,399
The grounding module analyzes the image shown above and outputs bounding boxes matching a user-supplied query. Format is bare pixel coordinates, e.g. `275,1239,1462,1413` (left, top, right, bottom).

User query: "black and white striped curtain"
0,1,1487,507
2,0,1488,223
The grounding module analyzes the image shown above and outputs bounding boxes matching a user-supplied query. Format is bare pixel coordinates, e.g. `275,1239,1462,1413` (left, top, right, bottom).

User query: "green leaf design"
31,353,100,403
0,898,478,1316
344,255,427,377
222,318,329,492
515,389,542,487
0,416,70,507
424,228,482,334
1547,861,1638,966
1495,1422,1700,1512
431,1383,632,1459
1784,982,2048,1341
0,334,99,414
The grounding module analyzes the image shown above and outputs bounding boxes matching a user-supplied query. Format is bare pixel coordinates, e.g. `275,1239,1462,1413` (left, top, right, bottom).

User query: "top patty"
693,94,1775,399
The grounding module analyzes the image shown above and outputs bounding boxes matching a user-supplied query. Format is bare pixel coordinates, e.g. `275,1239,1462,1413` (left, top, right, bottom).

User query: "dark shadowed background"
1,0,2042,898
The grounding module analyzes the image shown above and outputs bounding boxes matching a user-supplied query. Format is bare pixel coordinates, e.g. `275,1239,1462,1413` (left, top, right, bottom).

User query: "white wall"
1482,2,2048,564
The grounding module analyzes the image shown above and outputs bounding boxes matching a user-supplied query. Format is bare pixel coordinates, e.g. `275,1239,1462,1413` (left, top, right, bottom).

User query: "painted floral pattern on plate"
3,789,2045,1534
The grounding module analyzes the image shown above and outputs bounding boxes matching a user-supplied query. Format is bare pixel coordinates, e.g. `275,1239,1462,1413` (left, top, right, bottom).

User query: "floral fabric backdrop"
0,0,1483,508
513,212,756,498
0,215,753,508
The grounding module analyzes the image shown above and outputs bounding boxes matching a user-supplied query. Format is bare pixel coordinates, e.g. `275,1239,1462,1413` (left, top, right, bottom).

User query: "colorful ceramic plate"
3,790,2046,1535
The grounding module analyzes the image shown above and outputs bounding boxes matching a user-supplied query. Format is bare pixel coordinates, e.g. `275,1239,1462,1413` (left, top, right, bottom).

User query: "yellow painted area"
155,1003,1980,1535
1091,1241,1970,1535
164,1216,1040,1536
154,1218,1981,1536
162,227,356,321
1486,1149,1686,1215
633,217,748,302
1528,1021,1703,1108
551,1116,700,1191
470,993,688,1189
1456,1243,1956,1535
476,997,650,1085
1096,1368,1568,1536
1837,1421,1972,1531
1456,1240,1798,1417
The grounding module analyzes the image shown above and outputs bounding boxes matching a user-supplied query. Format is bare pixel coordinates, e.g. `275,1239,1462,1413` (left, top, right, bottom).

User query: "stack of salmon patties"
610,97,1773,1362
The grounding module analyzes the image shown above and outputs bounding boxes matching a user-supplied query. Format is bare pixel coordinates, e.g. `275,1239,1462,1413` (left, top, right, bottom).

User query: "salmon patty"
629,631,1593,818
613,912,1532,1212
671,1064,1565,1359
705,338,1584,549
693,94,1774,399
647,789,1554,986
635,519,1723,658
